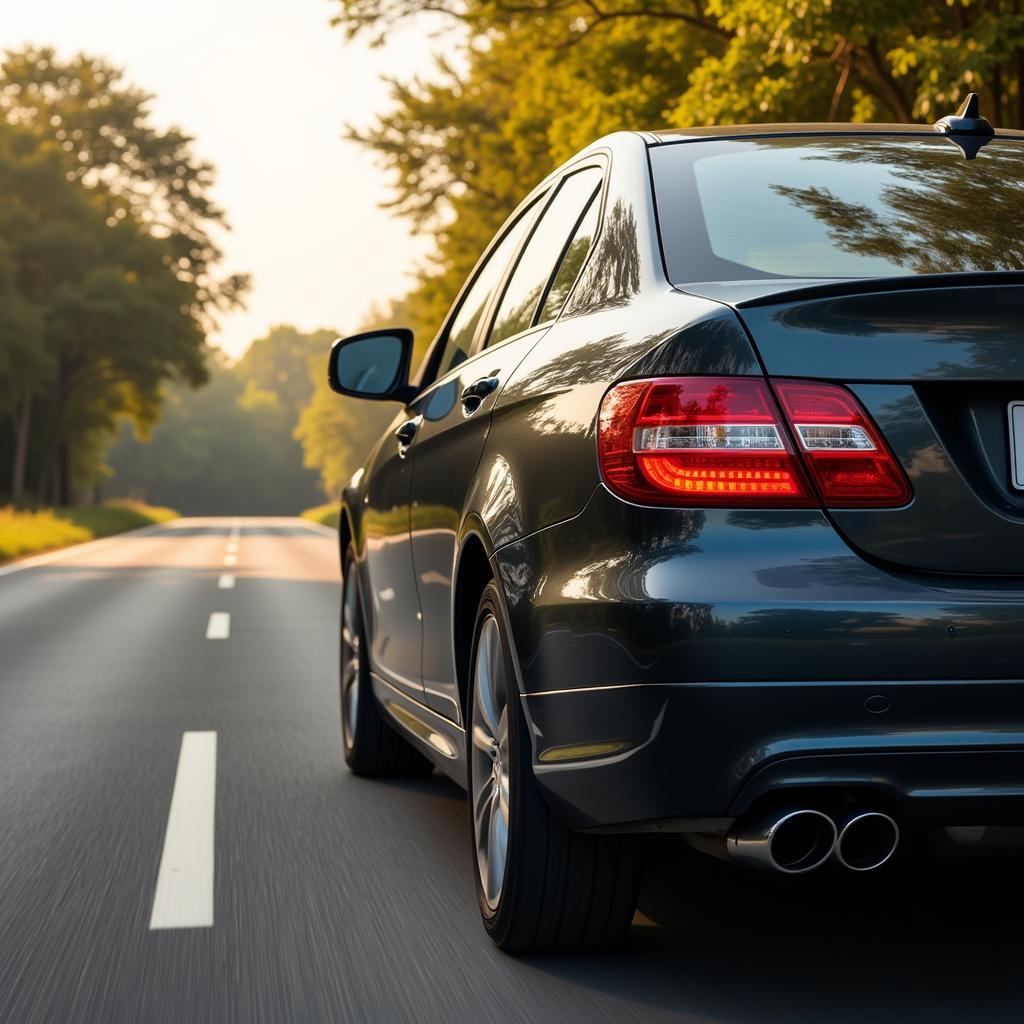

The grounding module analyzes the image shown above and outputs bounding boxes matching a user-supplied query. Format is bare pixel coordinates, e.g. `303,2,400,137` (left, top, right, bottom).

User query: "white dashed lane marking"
217,574,235,590
223,554,237,567
150,731,217,930
205,612,230,640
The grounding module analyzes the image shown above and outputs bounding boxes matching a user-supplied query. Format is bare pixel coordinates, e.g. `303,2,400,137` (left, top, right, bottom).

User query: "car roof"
642,123,1024,144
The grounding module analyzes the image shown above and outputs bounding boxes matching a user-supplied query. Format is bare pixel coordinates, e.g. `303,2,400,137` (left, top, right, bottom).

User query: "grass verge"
0,500,178,563
301,503,340,529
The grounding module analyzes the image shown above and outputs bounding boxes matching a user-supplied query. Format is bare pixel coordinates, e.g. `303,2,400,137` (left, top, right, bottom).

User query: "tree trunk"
860,39,914,122
1016,48,1024,129
38,440,55,506
11,390,31,506
987,67,1004,128
57,440,71,507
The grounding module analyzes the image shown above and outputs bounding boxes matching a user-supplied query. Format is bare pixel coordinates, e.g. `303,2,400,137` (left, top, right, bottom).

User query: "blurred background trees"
333,0,1024,345
0,46,247,507
106,327,329,515
5,6,1024,514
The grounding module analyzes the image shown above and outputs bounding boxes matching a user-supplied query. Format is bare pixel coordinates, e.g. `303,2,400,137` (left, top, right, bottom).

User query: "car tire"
341,544,433,778
468,581,641,953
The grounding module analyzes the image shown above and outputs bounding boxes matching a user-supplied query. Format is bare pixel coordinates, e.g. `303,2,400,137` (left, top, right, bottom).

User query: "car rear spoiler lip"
732,271,1024,309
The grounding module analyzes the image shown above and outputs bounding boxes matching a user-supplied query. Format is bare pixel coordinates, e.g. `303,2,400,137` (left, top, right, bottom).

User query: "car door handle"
461,376,500,414
394,416,421,455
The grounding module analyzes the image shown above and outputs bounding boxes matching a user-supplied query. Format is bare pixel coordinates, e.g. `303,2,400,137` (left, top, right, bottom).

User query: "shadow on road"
342,767,1024,1022
522,836,1024,1022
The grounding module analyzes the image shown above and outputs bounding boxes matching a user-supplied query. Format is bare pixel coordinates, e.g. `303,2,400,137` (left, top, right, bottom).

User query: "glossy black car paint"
339,124,1024,834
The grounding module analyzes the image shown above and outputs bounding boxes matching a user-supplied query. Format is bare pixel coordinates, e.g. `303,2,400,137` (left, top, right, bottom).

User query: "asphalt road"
1,516,1022,1023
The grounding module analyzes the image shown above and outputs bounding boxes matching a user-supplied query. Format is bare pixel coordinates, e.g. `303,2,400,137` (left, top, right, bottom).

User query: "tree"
294,305,417,499
294,375,393,501
0,47,248,504
107,343,325,515
0,233,45,502
0,47,247,319
332,0,1024,129
236,325,338,425
328,0,1024,397
339,16,719,342
347,44,551,336
0,121,205,503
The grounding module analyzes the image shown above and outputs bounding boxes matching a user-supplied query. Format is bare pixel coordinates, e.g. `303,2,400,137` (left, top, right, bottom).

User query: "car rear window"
650,136,1024,283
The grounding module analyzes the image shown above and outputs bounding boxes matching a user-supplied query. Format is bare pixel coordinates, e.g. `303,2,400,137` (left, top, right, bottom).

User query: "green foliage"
294,365,394,501
332,0,1024,341
237,325,337,423
56,500,178,536
0,507,90,559
336,1,1024,128
294,303,418,499
0,47,247,506
346,42,558,340
106,336,326,515
0,47,247,321
0,237,44,418
0,500,176,562
301,503,340,528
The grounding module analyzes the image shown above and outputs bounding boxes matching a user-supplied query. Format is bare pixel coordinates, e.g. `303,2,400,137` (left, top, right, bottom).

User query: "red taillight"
773,380,912,507
597,377,815,507
597,376,912,509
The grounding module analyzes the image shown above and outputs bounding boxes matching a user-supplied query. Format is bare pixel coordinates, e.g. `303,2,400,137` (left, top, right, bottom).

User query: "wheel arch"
452,523,497,726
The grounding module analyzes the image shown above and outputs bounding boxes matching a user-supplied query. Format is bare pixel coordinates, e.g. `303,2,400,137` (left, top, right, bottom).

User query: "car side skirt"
370,671,468,787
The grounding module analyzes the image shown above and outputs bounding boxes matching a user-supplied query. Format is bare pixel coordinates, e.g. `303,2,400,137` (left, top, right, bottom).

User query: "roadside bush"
0,501,178,562
301,503,340,529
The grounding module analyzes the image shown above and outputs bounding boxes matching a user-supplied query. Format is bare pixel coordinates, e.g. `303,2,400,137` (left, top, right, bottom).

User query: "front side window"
434,196,544,380
650,136,1024,283
486,167,603,348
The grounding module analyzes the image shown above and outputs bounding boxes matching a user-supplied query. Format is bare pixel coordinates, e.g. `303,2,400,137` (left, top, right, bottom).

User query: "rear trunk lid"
717,277,1024,574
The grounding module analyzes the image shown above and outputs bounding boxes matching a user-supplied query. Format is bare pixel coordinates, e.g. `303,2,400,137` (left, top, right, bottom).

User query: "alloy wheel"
341,573,361,751
471,614,511,911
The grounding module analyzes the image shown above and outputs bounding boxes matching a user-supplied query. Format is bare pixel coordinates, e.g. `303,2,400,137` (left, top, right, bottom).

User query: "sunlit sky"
3,0,451,357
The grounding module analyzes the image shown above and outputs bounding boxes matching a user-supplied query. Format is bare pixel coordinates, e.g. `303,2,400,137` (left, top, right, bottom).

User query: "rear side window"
650,136,1024,282
435,195,544,379
539,188,600,324
486,167,603,348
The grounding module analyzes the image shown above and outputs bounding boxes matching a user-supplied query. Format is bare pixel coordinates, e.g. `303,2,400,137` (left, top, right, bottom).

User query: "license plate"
1011,401,1024,490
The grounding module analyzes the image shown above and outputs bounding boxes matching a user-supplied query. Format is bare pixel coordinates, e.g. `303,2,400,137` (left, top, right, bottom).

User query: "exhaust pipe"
726,809,837,874
833,811,899,871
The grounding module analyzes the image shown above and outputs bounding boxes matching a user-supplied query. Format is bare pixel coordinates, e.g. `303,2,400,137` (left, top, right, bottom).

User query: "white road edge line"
206,612,230,640
150,731,217,930
223,554,237,566
217,574,235,590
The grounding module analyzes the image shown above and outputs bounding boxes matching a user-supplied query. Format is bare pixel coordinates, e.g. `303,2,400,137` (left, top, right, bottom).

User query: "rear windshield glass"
650,136,1024,283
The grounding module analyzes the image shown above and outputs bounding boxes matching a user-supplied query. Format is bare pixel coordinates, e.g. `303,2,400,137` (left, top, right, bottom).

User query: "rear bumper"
523,680,1024,829
493,484,1024,829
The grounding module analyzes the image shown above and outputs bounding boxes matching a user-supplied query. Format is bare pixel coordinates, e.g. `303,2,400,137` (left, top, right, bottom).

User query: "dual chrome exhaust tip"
689,808,900,875
728,809,838,874
834,811,900,872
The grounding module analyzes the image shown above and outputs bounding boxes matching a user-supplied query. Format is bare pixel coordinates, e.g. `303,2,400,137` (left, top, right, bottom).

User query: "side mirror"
327,328,417,403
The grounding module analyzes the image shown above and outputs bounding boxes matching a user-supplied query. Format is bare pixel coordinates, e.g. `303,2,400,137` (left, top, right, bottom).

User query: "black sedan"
328,96,1024,953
